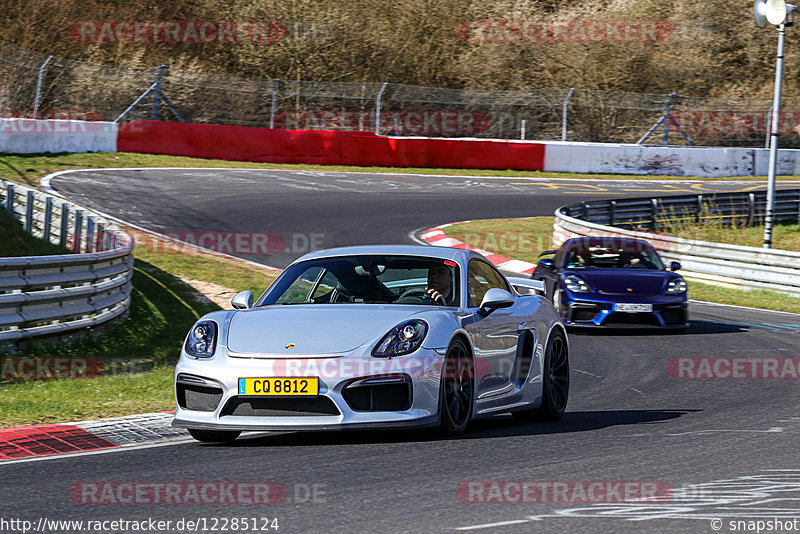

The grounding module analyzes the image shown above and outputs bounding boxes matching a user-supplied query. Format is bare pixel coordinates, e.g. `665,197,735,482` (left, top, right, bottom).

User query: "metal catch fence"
4,40,800,147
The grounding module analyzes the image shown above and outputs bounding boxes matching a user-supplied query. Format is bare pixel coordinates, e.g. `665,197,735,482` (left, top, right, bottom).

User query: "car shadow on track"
463,409,698,439
567,320,746,336
195,409,696,448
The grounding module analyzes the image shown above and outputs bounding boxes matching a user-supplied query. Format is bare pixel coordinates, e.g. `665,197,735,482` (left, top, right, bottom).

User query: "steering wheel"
396,288,440,304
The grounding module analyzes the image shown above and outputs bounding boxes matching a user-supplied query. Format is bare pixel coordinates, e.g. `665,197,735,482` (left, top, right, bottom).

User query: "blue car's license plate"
614,303,653,313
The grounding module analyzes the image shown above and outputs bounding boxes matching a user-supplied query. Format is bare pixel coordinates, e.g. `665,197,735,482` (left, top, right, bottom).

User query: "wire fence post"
663,92,677,145
561,87,574,141
270,79,280,129
151,64,167,121
33,55,53,119
375,82,388,135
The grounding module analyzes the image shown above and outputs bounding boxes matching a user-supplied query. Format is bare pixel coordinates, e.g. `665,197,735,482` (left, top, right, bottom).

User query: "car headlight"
667,278,687,294
372,319,428,357
563,275,590,293
185,320,217,358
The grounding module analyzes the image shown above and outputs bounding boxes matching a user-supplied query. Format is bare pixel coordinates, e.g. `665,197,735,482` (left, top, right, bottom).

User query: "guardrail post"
580,201,588,220
43,197,53,243
59,203,69,247
608,200,616,225
96,223,106,251
5,184,15,216
747,193,756,227
24,191,34,232
797,191,800,227
86,216,96,253
695,195,703,223
73,210,83,253
650,198,659,230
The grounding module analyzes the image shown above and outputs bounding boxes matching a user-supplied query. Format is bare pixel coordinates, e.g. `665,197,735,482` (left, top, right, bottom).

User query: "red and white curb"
416,222,538,276
0,412,189,462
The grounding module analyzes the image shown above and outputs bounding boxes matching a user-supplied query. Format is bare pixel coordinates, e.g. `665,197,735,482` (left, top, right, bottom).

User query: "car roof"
293,245,477,264
562,237,654,250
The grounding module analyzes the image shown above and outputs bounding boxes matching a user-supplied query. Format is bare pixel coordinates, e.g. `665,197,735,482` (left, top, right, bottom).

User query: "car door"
463,259,522,402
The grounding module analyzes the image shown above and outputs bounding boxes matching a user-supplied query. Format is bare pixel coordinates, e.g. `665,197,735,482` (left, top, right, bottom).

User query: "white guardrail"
554,190,800,297
0,178,134,342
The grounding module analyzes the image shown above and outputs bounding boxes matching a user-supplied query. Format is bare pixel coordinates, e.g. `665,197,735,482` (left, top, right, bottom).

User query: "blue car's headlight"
372,319,428,358
667,278,687,294
185,320,217,358
563,275,591,293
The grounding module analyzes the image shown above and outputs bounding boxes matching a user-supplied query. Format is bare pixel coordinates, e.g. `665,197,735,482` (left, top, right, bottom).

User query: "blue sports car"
532,237,688,329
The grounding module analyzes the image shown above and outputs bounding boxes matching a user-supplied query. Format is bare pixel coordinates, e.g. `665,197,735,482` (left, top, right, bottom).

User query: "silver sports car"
172,245,569,442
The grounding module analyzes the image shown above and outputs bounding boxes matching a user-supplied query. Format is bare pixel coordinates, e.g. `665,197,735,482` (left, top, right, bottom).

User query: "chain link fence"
4,39,800,147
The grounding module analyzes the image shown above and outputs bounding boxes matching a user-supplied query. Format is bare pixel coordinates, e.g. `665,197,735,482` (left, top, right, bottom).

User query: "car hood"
226,305,423,356
565,269,669,295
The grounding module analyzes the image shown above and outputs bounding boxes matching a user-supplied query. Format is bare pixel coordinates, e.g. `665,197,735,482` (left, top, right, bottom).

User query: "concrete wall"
542,140,800,177
0,119,118,154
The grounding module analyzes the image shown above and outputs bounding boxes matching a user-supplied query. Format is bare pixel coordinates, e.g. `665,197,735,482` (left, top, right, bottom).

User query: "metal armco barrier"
554,189,800,297
0,179,134,342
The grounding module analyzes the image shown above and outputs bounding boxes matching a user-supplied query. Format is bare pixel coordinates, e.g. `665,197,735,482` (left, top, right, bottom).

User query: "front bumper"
172,348,445,431
561,296,688,328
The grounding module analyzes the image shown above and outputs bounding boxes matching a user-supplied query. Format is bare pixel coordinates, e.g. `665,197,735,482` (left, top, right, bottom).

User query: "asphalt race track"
3,168,799,533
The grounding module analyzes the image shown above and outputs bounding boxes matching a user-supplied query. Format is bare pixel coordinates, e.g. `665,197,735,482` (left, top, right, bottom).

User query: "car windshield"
260,255,461,306
563,243,665,270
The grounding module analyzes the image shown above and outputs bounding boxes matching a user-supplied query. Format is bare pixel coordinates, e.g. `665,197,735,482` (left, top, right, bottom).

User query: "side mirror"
670,261,681,271
478,288,515,317
231,290,254,309
539,258,556,269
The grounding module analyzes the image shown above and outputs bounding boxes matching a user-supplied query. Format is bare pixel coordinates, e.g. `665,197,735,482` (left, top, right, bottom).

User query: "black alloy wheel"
439,339,474,435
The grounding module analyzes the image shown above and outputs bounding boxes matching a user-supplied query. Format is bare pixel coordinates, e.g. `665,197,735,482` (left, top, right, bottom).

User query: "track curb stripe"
417,224,538,275
0,413,187,461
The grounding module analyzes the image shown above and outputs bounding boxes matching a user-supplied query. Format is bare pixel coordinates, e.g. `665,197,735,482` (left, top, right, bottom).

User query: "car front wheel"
439,339,474,435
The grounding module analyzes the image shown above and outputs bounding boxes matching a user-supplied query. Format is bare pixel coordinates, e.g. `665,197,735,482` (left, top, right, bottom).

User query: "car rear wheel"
188,429,241,443
439,339,474,435
513,329,569,422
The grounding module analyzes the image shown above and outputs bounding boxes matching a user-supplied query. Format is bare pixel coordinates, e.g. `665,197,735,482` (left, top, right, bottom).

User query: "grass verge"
3,152,800,186
442,217,800,315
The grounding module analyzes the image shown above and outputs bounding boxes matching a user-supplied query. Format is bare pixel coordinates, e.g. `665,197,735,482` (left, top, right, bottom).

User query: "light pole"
755,0,796,248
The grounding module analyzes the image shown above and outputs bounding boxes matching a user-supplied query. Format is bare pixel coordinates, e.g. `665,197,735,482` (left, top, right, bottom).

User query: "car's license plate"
238,377,319,396
614,303,653,313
